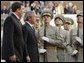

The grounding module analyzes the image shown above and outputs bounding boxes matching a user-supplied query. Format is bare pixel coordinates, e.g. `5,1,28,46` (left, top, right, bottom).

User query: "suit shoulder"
22,24,28,31
3,15,14,26
4,15,13,23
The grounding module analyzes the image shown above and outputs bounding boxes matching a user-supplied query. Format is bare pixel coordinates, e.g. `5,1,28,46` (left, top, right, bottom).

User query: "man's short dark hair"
11,2,23,12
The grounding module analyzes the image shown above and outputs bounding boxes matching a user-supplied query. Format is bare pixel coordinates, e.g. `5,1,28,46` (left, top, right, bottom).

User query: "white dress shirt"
12,12,20,20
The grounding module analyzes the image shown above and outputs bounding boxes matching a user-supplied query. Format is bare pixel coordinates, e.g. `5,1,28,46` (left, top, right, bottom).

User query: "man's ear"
16,8,20,13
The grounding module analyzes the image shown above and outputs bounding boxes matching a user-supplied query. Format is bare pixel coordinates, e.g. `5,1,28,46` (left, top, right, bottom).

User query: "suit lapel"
25,22,36,37
11,13,22,32
25,22,38,42
25,22,34,32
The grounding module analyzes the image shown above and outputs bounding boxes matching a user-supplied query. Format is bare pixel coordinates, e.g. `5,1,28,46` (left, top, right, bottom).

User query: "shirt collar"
12,12,20,20
26,21,33,28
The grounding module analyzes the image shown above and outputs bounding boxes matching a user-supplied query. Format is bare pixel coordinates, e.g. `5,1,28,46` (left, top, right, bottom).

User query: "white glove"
41,36,49,42
75,37,82,44
71,50,78,56
39,48,47,53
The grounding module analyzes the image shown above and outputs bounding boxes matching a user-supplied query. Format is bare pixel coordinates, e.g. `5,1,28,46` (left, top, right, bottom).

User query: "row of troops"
35,9,83,62
2,2,83,62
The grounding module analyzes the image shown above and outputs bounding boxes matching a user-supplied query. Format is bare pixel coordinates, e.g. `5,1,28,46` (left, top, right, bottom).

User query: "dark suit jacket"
2,13,28,61
22,22,39,62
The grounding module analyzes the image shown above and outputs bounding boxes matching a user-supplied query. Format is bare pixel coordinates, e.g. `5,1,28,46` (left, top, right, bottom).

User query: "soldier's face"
43,15,51,23
77,16,83,24
34,21,39,30
64,22,71,30
55,18,63,28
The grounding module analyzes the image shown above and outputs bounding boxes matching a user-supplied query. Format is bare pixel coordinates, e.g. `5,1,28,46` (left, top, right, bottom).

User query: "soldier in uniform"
71,11,83,62
64,17,74,31
64,17,78,62
39,9,58,62
52,15,71,62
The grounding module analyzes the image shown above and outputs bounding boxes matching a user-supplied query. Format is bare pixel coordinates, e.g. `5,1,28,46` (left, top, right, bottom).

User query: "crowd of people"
1,1,82,26
1,1,82,15
1,1,83,62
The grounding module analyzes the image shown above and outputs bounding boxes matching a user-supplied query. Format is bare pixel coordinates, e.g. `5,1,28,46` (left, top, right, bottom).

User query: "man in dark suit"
2,2,30,62
22,11,39,62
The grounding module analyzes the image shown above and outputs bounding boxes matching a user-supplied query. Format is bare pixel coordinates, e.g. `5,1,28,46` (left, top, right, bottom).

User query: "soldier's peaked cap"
41,9,53,19
77,11,83,17
54,15,65,22
64,17,74,25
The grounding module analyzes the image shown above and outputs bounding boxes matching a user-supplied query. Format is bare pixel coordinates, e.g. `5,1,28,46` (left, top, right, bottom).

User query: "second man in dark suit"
22,11,39,62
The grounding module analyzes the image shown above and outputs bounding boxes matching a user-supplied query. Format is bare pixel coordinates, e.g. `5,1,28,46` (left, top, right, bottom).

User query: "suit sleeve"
3,16,15,57
22,25,29,56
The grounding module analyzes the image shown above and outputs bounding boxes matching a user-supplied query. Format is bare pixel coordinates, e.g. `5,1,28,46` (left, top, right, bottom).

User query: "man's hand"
41,36,49,42
26,56,31,62
9,54,16,62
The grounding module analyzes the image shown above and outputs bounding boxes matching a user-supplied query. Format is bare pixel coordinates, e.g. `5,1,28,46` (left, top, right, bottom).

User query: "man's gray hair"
24,11,35,21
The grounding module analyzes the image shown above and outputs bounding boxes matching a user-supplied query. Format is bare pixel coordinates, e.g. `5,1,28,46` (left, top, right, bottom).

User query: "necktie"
32,26,35,32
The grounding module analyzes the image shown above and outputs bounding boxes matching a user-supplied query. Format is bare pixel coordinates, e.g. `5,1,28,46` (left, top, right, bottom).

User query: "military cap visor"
77,11,83,17
54,15,64,22
77,14,83,17
41,11,53,19
43,13,52,17
64,18,74,25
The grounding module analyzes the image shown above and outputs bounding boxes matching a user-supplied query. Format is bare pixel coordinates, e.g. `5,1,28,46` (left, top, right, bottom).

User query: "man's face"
64,22,71,30
34,21,39,30
43,15,51,24
77,16,83,24
18,5,25,18
29,13,36,24
55,18,63,28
